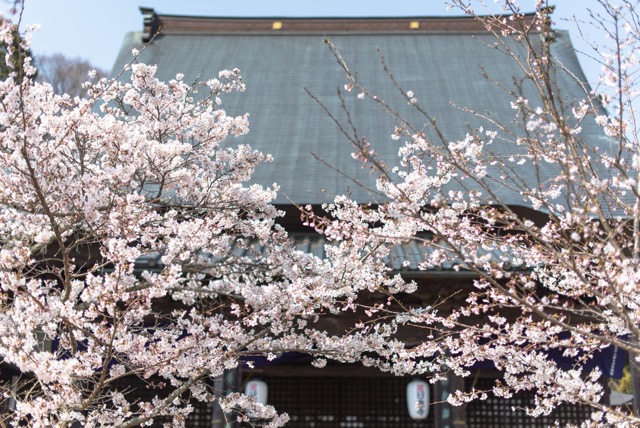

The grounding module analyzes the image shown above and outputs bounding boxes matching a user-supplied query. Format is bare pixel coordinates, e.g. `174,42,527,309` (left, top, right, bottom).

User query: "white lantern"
245,379,268,405
406,379,430,419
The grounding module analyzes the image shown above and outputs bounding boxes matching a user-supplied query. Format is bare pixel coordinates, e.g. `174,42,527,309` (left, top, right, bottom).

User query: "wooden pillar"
211,375,226,428
211,369,240,428
434,372,466,428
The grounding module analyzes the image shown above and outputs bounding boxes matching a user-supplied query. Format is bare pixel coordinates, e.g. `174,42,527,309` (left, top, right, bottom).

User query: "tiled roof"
111,13,613,207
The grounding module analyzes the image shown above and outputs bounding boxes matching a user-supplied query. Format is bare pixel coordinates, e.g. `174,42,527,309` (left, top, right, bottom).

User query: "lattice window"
185,402,214,427
465,377,592,427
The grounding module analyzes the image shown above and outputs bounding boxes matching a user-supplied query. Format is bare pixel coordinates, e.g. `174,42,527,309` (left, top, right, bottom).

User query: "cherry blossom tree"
5,0,640,426
302,0,640,425
0,20,407,427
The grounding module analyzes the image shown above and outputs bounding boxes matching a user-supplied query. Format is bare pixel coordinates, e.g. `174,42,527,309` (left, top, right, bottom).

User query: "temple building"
107,8,624,427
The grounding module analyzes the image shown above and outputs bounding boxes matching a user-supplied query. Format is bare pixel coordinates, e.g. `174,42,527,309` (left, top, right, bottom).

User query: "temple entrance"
262,376,434,428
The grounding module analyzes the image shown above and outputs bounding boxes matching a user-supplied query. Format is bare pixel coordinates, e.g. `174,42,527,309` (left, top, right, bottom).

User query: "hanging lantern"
406,379,430,419
245,379,268,405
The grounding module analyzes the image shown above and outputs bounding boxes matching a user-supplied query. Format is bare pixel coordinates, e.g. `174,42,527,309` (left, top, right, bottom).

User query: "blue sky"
13,1,605,83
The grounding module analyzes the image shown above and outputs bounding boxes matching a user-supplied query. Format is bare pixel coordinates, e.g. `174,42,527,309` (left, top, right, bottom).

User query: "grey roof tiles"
111,17,612,207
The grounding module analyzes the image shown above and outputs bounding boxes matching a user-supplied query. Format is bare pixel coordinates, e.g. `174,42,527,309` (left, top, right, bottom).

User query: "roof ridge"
139,8,548,41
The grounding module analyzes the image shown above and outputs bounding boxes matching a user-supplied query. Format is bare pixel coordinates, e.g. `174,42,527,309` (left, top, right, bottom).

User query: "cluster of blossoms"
305,1,640,426
0,22,413,428
4,1,640,427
